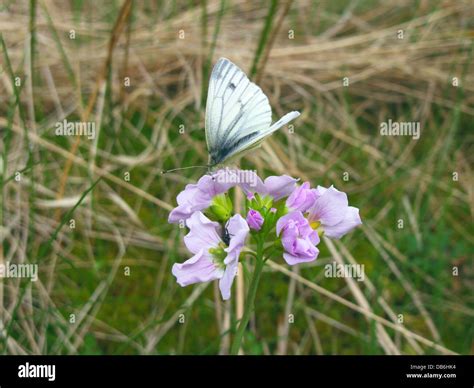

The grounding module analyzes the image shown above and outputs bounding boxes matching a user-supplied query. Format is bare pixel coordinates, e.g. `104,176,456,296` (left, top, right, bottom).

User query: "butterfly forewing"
205,58,272,165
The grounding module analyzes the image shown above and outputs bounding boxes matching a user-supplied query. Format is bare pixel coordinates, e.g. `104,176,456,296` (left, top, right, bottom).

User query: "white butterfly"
205,57,300,167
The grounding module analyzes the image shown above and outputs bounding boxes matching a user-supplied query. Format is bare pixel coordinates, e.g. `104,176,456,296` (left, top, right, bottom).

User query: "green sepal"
208,193,233,222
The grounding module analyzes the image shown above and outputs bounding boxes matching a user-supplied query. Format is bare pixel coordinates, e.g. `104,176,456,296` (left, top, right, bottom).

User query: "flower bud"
246,209,264,231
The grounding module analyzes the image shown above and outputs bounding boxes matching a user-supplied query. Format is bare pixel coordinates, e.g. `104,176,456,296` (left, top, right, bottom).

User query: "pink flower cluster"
169,169,361,300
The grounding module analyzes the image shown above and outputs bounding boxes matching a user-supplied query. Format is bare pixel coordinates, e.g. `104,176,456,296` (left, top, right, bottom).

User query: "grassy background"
0,0,473,355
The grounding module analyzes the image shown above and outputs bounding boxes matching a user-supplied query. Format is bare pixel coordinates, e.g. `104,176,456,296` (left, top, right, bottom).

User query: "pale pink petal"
323,206,362,239
172,249,223,287
309,186,348,226
219,260,239,300
263,175,298,201
184,212,222,254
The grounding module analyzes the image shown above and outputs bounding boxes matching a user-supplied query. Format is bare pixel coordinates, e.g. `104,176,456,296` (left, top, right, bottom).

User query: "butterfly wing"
219,111,300,163
205,58,299,166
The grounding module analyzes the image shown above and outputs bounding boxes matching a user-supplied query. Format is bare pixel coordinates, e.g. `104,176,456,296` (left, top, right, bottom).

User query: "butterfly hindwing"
220,111,301,163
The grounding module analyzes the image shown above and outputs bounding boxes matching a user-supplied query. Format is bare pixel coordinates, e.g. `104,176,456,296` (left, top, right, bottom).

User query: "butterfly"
163,58,300,173
206,57,300,167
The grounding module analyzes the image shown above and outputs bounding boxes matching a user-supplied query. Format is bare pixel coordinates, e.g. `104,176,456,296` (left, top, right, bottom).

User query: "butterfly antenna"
161,165,210,174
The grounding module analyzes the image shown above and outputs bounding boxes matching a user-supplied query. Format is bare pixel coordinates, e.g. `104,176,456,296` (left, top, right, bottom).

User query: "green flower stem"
231,237,265,355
